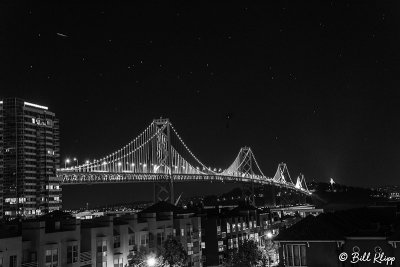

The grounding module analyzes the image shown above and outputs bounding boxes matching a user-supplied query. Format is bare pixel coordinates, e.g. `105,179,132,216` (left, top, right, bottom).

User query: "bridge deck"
56,171,310,195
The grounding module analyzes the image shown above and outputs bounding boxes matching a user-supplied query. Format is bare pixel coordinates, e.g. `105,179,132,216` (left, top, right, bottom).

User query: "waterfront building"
0,98,61,218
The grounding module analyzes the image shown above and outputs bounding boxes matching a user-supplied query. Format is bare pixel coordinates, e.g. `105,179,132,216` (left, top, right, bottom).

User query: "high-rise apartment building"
0,98,61,218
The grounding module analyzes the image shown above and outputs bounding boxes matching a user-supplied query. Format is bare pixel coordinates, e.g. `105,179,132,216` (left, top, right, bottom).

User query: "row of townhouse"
198,204,281,267
0,201,322,267
0,201,202,267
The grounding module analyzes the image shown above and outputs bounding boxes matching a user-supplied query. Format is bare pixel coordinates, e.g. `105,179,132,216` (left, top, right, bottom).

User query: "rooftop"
275,206,400,242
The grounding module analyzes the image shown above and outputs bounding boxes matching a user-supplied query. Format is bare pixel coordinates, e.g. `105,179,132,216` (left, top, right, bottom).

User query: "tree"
264,240,279,266
161,236,188,267
127,246,147,266
225,239,262,267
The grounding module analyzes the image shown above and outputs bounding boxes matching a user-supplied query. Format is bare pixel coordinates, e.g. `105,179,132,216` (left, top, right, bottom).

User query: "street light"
73,157,79,166
64,158,70,168
135,255,158,267
85,160,90,164
146,256,157,267
266,231,273,239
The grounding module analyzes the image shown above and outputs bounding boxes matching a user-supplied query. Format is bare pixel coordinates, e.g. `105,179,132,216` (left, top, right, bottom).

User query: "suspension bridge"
57,118,311,204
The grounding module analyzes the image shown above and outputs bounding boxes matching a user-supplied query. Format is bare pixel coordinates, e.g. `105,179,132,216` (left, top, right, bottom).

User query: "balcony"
80,251,92,265
21,262,38,267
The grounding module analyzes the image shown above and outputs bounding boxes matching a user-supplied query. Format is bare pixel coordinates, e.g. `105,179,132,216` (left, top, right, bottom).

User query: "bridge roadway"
56,171,311,195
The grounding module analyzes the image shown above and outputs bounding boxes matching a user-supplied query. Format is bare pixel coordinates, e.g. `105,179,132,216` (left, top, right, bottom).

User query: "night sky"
1,1,400,209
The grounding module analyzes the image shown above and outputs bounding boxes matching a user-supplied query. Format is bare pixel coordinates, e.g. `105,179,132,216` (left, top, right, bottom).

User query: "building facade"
137,201,203,267
0,202,203,267
0,98,61,218
199,204,277,267
275,205,400,267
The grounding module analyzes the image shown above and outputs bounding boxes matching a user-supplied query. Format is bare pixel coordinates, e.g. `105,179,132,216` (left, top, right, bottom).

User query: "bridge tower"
238,147,256,206
153,118,174,204
273,163,294,206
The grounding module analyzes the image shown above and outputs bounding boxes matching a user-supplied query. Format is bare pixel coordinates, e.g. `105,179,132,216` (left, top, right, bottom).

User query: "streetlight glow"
64,158,70,168
146,256,157,267
266,231,273,239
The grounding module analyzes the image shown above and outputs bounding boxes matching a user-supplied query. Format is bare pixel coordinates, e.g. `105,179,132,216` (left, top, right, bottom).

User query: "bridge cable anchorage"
57,118,311,196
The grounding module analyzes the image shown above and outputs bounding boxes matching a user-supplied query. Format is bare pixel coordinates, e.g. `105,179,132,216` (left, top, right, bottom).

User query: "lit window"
113,258,123,267
217,226,221,235
218,241,224,252
45,249,58,267
96,240,107,267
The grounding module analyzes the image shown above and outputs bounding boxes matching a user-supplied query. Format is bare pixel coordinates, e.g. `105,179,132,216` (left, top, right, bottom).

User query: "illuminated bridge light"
56,119,311,196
